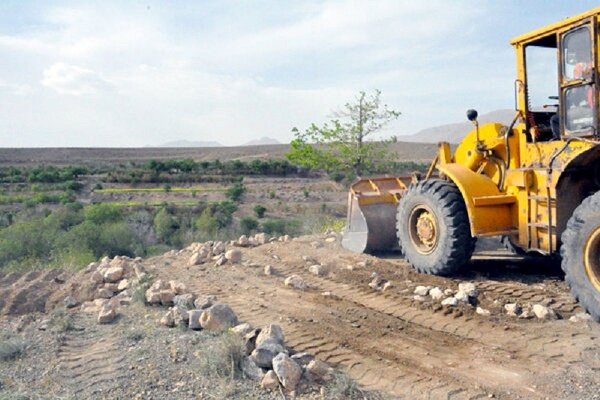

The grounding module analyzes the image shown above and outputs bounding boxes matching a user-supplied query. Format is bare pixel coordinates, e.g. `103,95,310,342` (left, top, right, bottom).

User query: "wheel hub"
408,206,439,255
584,227,600,292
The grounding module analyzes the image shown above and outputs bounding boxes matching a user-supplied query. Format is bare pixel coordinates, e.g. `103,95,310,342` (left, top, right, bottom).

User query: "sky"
0,1,598,147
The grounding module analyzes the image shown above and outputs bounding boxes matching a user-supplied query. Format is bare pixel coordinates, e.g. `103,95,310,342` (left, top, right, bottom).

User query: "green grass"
96,186,225,193
105,200,205,207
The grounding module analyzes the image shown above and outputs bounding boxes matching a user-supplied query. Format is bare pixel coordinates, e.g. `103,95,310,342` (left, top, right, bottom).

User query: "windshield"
563,26,592,81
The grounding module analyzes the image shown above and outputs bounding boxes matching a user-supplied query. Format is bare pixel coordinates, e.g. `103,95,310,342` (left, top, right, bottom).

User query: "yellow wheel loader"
342,7,600,321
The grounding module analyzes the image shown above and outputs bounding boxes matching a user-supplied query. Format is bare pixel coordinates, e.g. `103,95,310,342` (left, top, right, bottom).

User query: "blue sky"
0,1,598,147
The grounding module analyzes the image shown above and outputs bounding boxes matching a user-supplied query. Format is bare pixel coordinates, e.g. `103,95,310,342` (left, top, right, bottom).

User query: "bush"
85,203,123,224
198,332,245,379
253,204,267,219
163,183,172,192
239,216,258,235
0,337,27,361
153,208,179,244
194,208,219,235
49,308,75,332
261,218,301,236
225,183,246,202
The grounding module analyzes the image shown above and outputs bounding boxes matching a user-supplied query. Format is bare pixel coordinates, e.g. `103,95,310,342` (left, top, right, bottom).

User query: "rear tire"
561,191,600,321
397,179,474,276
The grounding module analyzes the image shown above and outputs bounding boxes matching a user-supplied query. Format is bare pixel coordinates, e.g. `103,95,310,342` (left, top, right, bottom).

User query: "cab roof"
510,6,600,46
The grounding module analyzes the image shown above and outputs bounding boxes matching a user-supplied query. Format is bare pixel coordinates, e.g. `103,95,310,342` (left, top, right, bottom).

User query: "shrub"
49,308,75,332
0,337,27,361
198,332,245,379
153,208,179,244
93,182,103,191
225,183,246,202
163,183,172,192
239,216,258,235
85,203,123,224
261,218,301,236
194,208,219,235
253,204,267,219
303,187,310,198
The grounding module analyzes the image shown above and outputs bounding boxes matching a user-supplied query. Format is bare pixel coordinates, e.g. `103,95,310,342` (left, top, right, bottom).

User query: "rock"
382,281,393,292
215,255,227,266
159,290,175,306
97,287,114,299
357,261,368,268
212,241,225,255
290,352,314,367
199,304,238,331
519,309,533,319
189,252,204,266
321,291,333,297
261,370,280,391
272,353,302,391
458,282,478,298
310,241,322,248
282,235,291,242
171,305,189,326
256,324,284,347
532,304,557,320
242,357,265,381
63,295,78,308
476,307,491,316
284,275,307,290
264,265,274,275
302,255,316,263
369,276,387,290
173,293,196,309
251,339,286,368
569,312,592,323
444,289,454,296
413,295,427,302
145,288,161,304
237,235,249,246
306,359,333,381
232,323,254,337
225,249,242,263
103,266,124,283
194,295,215,310
308,264,325,276
429,287,444,301
255,233,267,245
188,310,203,330
97,304,116,324
90,270,104,285
243,329,260,355
454,291,470,303
133,263,146,279
117,279,130,292
414,286,431,296
168,281,187,295
504,303,522,316
325,237,336,243
160,310,175,327
441,297,458,307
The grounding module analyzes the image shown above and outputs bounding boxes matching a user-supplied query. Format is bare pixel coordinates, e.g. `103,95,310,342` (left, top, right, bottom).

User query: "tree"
286,89,400,176
253,204,267,219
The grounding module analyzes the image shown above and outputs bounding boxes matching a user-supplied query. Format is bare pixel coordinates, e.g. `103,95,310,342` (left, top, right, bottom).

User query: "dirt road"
151,236,600,399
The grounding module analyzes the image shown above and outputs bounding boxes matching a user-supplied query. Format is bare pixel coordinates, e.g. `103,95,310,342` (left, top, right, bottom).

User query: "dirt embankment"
0,234,599,399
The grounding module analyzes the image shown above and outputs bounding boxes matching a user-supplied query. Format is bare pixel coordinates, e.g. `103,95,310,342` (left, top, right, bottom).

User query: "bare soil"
1,236,599,399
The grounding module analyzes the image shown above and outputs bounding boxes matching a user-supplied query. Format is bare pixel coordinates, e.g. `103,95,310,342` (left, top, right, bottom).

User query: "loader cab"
513,10,599,142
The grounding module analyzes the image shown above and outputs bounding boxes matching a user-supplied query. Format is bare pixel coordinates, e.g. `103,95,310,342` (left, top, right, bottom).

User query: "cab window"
562,27,593,81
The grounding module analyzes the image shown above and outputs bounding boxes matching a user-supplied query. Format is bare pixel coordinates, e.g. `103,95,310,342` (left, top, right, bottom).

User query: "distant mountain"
400,109,515,144
159,140,222,147
242,136,281,146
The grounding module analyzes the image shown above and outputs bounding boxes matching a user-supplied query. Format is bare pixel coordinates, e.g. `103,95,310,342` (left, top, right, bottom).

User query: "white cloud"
41,62,110,96
0,0,501,147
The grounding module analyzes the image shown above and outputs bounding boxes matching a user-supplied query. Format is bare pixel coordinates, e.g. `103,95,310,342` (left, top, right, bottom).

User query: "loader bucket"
341,176,412,254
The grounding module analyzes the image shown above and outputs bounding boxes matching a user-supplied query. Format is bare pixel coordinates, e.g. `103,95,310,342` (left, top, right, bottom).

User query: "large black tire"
397,179,475,276
561,191,600,321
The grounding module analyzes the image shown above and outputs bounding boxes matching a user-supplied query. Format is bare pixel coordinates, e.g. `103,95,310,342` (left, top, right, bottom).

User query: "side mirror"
466,109,478,122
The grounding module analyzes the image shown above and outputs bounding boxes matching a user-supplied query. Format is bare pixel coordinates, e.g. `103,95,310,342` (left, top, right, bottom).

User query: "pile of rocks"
369,274,392,292
233,323,333,394
503,302,558,320
413,283,485,310
77,256,148,324
186,233,277,267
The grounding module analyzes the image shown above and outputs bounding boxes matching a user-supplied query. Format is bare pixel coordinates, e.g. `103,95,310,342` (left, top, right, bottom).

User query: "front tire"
561,191,600,321
397,179,474,276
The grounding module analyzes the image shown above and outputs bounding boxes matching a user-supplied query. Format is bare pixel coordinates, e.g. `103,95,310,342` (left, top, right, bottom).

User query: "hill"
400,109,515,143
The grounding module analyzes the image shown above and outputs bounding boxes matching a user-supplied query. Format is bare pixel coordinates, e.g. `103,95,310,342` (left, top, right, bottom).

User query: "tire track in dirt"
55,315,128,398
0,269,64,315
160,263,546,399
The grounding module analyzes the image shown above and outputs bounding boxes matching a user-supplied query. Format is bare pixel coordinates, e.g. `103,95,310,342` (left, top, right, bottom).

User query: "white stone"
458,282,478,298
97,304,116,324
454,291,470,303
199,304,238,331
63,295,78,308
117,279,130,292
413,295,427,302
261,370,280,390
238,235,249,246
102,266,124,283
413,286,431,296
476,307,491,316
188,310,203,330
284,275,307,290
441,297,458,307
225,249,242,263
232,323,254,337
569,312,593,323
504,303,521,316
308,264,324,276
429,287,444,301
188,252,204,266
272,353,302,390
256,324,284,347
264,265,274,275
532,304,557,320
242,357,265,381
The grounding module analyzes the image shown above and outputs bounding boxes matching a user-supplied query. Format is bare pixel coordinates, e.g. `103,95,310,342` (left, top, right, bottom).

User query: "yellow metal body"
344,7,600,256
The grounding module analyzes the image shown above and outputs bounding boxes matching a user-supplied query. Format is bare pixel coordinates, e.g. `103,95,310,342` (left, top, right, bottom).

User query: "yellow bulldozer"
342,7,600,321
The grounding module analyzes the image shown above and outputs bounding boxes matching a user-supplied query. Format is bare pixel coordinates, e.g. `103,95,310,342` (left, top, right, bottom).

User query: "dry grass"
0,337,27,362
198,332,245,380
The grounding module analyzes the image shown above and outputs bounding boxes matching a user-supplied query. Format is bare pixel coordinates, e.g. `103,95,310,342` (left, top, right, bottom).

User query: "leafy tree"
153,208,179,243
253,204,267,219
84,204,123,224
225,183,246,202
286,89,400,176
